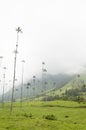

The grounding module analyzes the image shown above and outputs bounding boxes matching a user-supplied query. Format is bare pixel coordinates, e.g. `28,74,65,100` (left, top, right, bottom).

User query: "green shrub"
23,113,29,118
29,113,32,118
23,113,33,118
64,115,69,118
43,114,56,120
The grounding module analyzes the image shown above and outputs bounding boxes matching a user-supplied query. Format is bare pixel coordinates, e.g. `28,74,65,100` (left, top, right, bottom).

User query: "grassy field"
0,100,86,130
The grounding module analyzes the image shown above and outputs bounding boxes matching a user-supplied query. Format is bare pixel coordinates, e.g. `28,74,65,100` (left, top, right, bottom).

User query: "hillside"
46,74,86,101
0,73,73,101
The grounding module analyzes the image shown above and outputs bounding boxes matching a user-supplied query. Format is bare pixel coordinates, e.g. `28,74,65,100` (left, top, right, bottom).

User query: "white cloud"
0,0,86,93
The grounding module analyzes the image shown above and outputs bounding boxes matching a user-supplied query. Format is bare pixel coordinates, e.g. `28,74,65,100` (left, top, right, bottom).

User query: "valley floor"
0,100,86,130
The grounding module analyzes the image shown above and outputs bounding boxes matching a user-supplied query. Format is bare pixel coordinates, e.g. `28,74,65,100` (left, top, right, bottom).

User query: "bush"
29,113,32,118
23,113,29,118
43,114,56,120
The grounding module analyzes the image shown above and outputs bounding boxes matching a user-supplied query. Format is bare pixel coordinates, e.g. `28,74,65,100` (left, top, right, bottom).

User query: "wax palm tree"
2,67,6,108
26,83,31,100
20,60,25,107
77,74,80,88
10,27,22,113
33,76,36,99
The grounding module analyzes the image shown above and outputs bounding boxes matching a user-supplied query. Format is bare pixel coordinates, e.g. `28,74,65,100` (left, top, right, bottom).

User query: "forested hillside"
0,73,73,101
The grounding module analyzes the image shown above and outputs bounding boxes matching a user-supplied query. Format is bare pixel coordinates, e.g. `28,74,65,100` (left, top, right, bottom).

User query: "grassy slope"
0,100,86,130
49,74,86,96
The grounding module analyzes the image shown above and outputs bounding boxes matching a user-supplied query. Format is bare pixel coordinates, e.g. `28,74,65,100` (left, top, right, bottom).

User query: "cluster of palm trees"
0,57,7,108
0,27,48,113
0,27,24,112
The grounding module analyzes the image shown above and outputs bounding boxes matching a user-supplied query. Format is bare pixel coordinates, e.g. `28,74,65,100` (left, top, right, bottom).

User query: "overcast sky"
0,0,86,93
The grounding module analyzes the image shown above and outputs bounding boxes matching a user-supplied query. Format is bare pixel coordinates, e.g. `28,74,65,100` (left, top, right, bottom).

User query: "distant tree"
77,74,80,88
33,76,36,99
26,83,31,100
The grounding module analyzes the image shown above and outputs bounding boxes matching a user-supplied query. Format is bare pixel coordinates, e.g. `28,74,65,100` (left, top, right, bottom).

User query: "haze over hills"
0,72,86,102
47,73,86,101
0,73,73,101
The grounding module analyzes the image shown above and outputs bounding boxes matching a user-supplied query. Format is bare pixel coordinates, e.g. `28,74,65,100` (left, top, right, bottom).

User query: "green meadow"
0,100,86,130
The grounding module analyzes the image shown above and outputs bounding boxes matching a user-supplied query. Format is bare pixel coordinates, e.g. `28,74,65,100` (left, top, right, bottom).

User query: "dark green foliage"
23,113,29,118
65,89,80,96
42,95,60,101
43,114,57,120
16,112,33,118
29,113,33,118
76,96,85,103
64,115,69,118
24,113,33,118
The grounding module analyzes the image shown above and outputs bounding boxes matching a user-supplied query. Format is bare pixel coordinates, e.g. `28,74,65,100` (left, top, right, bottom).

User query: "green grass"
47,74,86,97
0,100,86,130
